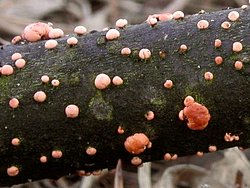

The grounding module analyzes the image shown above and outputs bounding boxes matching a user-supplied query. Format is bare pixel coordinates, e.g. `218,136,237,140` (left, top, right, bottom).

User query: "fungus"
121,47,131,55
164,153,171,161
77,170,86,176
197,20,209,29
51,79,60,87
67,37,78,46
214,56,223,65
204,71,213,81
124,133,150,154
159,51,167,58
184,96,195,107
22,22,52,42
196,151,204,157
33,91,47,102
147,17,158,26
178,110,184,121
11,53,22,61
145,111,154,121
173,11,184,20
48,28,64,39
94,73,111,89
40,156,47,163
117,126,124,134
224,133,234,142
214,39,222,48
147,141,152,149
221,21,231,29
74,26,87,35
86,147,97,156
241,5,248,9
41,75,50,83
9,98,19,109
116,18,128,28
15,58,26,69
11,36,22,44
112,76,123,85
232,42,243,52
45,39,58,49
208,145,217,152
179,44,188,53
11,138,20,146
93,170,102,176
65,104,79,118
139,49,151,59
183,102,211,130
234,135,240,141
131,156,142,166
171,154,178,160
157,13,173,21
52,150,63,158
106,29,120,40
1,65,14,76
7,166,19,176
234,61,243,70
228,11,240,21
163,79,173,89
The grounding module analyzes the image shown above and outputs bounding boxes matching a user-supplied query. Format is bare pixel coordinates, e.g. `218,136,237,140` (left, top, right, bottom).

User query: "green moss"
96,36,106,46
0,76,12,103
68,73,80,86
184,87,206,104
229,53,238,61
150,96,166,109
107,41,122,54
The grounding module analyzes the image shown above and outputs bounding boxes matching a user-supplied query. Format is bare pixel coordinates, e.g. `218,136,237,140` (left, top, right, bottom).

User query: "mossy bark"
0,7,249,186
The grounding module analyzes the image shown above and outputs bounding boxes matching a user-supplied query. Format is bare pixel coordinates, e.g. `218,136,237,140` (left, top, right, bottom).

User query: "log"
0,7,249,186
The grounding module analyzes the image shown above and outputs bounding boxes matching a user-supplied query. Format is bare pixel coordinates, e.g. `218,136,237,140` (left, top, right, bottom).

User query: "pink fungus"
147,141,152,149
124,133,150,154
228,11,239,21
214,56,223,65
241,5,248,9
234,135,240,141
11,36,22,44
121,47,131,55
15,58,26,69
145,111,154,121
65,104,79,118
171,154,178,160
131,156,142,166
221,21,231,29
45,39,58,49
196,151,204,157
179,44,188,53
157,13,173,21
184,96,195,107
7,166,19,176
224,133,234,142
41,75,50,83
86,147,97,156
112,76,123,86
147,17,158,26
204,72,213,81
117,126,124,134
139,49,151,59
40,156,47,163
52,150,63,159
163,79,173,89
94,73,111,89
214,39,222,48
234,61,243,70
51,79,60,87
183,102,211,131
22,22,52,42
33,91,46,102
9,98,19,109
178,110,184,121
106,29,120,40
115,18,128,28
48,28,64,39
164,153,171,161
197,20,209,29
173,11,184,20
11,53,22,61
67,37,78,46
232,42,243,52
74,26,87,35
208,145,217,152
11,138,20,146
1,65,14,76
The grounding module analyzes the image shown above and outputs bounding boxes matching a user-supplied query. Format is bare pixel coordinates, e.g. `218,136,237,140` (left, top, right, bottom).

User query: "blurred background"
1,0,250,188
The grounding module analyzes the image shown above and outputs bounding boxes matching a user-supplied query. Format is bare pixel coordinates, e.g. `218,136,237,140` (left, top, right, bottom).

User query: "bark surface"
0,7,249,186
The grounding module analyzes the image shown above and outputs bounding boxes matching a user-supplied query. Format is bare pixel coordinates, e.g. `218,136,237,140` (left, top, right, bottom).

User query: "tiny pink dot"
179,44,188,53
214,39,222,48
204,72,213,81
15,58,26,69
173,11,184,20
164,153,171,161
214,56,223,65
145,111,154,121
11,36,22,44
228,11,239,21
45,39,58,49
115,18,128,28
94,73,111,89
221,21,231,29
197,20,209,29
208,145,217,152
117,126,124,134
1,65,14,76
121,47,131,55
33,91,47,102
139,49,151,59
106,29,120,40
178,110,184,121
234,61,243,70
171,154,178,160
74,26,87,35
196,151,204,157
67,37,78,45
11,138,20,146
9,98,19,109
86,147,97,155
40,156,47,163
131,156,142,166
164,80,173,89
232,42,243,52
147,17,158,26
52,150,63,159
184,96,195,107
51,79,60,87
65,104,79,118
41,75,50,83
7,166,19,176
112,76,123,86
11,53,22,61
48,28,64,39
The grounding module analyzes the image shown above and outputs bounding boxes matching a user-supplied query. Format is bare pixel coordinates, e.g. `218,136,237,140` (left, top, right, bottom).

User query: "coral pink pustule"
65,104,80,118
9,98,19,108
94,73,111,89
7,166,19,176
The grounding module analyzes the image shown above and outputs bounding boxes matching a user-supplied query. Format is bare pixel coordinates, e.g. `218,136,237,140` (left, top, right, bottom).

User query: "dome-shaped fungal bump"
41,75,50,83
232,42,243,52
214,39,222,48
147,17,158,26
11,53,22,61
74,26,87,35
11,138,20,146
184,96,195,107
173,11,184,20
214,56,223,65
197,20,209,29
164,80,173,89
65,104,79,118
131,156,142,166
121,47,131,55
67,37,78,45
234,61,243,70
204,72,213,81
86,147,97,156
52,150,63,158
15,58,26,69
48,28,64,39
221,21,231,29
51,79,60,86
40,156,47,163
1,65,14,76
116,19,128,28
9,98,19,109
33,91,47,102
106,29,120,40
124,133,150,154
11,36,22,44
139,49,151,59
45,39,58,49
112,76,123,86
228,11,239,21
145,111,154,121
7,166,19,176
94,73,111,89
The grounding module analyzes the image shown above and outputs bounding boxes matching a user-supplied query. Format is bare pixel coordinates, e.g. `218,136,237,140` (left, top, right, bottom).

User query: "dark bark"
0,7,249,186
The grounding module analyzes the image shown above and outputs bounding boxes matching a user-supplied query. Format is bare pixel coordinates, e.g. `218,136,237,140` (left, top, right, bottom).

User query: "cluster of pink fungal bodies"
1,7,246,177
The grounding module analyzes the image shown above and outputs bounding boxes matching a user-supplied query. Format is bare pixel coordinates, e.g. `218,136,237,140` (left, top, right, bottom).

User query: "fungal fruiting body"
178,110,184,121
196,151,204,157
7,166,19,176
48,28,64,39
1,65,14,76
139,49,151,59
173,11,184,20
228,11,240,21
115,18,128,28
94,73,111,89
204,72,213,81
214,39,222,48
51,79,60,87
164,153,177,160
52,150,63,158
11,138,20,146
67,37,78,46
11,36,22,44
41,75,50,83
233,42,243,52
179,44,188,53
121,47,131,55
147,17,158,26
106,29,120,40
40,156,47,163
9,98,19,109
74,26,87,35
124,133,150,154
214,56,223,65
224,133,239,142
15,59,26,69
45,39,58,49
208,145,217,152
145,111,154,121
221,21,231,29
163,79,173,89
147,13,173,22
33,91,47,102
234,61,243,70
11,53,22,61
112,76,123,85
65,104,79,118
197,20,209,29
86,147,97,156
117,126,124,134
184,96,195,107
131,157,142,166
